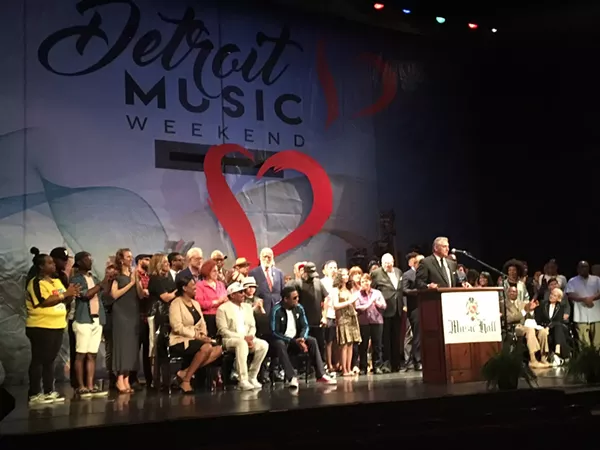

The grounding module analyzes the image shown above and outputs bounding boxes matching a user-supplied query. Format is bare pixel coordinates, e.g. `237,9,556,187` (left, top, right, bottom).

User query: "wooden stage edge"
0,370,590,437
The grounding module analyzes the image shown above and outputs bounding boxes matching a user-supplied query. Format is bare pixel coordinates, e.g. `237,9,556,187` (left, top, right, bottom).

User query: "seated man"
505,285,550,368
270,285,336,388
216,282,269,391
535,287,571,364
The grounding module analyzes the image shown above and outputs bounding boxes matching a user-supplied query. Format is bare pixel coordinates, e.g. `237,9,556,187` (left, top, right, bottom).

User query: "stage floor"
0,367,577,436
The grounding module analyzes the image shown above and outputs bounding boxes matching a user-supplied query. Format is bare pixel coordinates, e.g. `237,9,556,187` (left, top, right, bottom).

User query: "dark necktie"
440,258,449,285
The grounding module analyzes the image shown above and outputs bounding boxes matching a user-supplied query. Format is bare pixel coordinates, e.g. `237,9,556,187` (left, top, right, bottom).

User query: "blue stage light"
436,17,446,24
402,9,411,14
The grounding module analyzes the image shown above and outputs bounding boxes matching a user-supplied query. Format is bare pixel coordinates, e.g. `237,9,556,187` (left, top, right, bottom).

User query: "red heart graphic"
204,143,333,267
316,39,398,128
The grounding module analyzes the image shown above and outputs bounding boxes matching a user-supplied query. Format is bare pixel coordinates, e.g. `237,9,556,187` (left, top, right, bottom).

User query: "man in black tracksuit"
270,286,335,387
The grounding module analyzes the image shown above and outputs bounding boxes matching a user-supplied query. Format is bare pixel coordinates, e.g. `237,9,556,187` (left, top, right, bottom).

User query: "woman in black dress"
110,248,144,394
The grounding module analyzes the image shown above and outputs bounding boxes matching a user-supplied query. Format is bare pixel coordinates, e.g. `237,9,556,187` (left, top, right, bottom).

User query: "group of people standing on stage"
23,240,436,405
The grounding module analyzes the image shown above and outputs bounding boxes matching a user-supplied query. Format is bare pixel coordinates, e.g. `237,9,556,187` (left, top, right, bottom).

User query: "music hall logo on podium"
466,297,480,322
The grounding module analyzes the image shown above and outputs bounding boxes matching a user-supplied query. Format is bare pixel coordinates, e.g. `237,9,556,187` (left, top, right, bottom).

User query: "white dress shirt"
548,303,556,319
386,269,399,289
235,304,247,335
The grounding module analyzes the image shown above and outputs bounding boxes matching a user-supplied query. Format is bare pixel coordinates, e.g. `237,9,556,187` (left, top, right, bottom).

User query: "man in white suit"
216,282,269,391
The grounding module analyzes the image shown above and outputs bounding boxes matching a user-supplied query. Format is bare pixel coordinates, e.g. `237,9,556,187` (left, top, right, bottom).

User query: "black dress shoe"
414,362,422,371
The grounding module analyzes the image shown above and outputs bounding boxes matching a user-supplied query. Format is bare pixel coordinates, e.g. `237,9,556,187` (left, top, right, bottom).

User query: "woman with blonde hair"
145,253,177,388
148,253,177,312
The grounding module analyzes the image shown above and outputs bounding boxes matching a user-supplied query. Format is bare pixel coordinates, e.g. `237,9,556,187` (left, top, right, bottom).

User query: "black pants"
408,308,421,364
272,337,325,381
359,324,383,371
205,315,217,338
352,343,359,368
383,314,402,369
549,324,571,358
103,313,114,380
308,326,325,363
26,327,64,397
132,318,152,385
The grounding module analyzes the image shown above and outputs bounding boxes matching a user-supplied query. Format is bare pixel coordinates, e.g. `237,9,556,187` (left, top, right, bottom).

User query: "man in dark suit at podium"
416,237,458,289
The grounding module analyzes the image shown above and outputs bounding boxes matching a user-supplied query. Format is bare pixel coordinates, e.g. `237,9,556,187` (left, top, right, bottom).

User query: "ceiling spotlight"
468,23,478,29
491,28,498,33
373,3,384,9
402,9,411,14
436,16,446,24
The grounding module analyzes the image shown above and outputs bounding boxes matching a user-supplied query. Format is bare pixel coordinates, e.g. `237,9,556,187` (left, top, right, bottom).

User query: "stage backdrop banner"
0,0,433,383
441,291,502,345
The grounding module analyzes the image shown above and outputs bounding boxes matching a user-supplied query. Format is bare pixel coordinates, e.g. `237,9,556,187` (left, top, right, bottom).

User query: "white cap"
227,282,245,295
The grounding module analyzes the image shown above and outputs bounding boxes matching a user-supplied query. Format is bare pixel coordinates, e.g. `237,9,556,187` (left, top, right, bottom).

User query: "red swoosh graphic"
354,53,398,118
316,39,340,129
316,40,398,125
205,144,333,266
205,144,258,264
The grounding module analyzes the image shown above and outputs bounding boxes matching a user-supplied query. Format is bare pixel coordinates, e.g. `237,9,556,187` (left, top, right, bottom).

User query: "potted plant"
566,345,600,384
481,343,537,390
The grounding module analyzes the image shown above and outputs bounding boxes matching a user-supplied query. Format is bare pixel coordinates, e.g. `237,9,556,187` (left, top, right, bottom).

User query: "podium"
418,287,502,384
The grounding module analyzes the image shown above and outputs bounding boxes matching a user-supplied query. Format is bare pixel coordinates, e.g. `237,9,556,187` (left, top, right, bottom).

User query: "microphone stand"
456,251,510,341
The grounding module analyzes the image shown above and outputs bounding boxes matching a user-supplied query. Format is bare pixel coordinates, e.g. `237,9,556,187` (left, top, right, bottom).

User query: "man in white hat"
216,282,269,390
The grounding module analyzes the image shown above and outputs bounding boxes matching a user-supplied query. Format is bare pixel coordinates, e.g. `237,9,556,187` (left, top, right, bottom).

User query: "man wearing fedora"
216,282,269,390
227,257,251,285
211,250,227,283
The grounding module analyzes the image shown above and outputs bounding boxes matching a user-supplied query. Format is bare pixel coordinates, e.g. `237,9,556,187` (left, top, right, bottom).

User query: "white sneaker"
552,354,564,367
250,378,262,389
287,377,299,389
238,380,254,391
316,374,337,385
45,391,65,403
28,393,53,406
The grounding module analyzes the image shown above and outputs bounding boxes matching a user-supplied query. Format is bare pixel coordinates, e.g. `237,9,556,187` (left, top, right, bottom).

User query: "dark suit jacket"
249,265,284,316
401,268,418,312
415,255,458,290
370,267,404,318
535,301,568,328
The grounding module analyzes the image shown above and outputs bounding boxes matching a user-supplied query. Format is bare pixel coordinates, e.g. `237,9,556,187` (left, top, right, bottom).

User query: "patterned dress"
335,289,362,345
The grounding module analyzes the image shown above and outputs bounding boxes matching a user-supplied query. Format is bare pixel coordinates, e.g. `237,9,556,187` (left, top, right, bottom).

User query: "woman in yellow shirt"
26,247,79,406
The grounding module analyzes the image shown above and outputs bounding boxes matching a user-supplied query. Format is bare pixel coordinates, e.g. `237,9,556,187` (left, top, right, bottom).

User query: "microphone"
451,248,469,255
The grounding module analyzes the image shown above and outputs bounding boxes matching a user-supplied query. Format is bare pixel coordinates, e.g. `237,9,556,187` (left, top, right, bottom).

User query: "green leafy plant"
566,345,600,384
481,343,537,390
